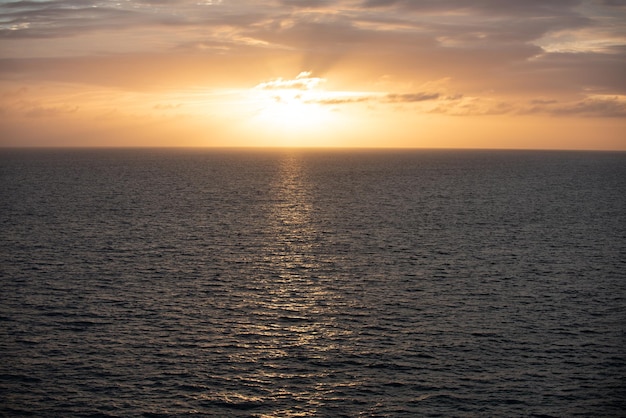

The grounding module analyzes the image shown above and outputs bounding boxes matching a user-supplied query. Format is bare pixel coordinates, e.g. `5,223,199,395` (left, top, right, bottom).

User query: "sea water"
1,148,625,416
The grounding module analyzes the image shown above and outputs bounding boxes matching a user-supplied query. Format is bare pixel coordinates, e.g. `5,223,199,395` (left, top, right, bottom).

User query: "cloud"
425,94,626,117
385,92,440,102
514,49,626,94
0,1,144,39
0,94,80,118
254,71,325,90
527,95,626,117
1,0,625,122
530,99,559,105
24,104,79,118
599,0,626,6
0,0,267,40
303,89,453,106
360,0,583,16
267,83,624,118
245,13,436,51
279,0,332,8
307,96,372,105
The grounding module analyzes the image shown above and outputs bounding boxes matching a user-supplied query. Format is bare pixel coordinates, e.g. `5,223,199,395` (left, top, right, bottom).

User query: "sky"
1,0,625,149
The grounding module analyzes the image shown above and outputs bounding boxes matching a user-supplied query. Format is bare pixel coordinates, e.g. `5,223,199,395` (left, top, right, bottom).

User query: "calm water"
1,148,625,417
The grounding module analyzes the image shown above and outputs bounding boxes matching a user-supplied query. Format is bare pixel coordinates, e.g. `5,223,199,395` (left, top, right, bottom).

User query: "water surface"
1,148,625,416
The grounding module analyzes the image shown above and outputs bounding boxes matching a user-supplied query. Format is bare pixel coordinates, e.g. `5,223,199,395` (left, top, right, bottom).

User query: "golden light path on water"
210,153,356,416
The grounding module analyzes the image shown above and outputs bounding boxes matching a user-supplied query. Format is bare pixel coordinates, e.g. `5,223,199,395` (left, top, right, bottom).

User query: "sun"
243,72,344,145
254,90,336,131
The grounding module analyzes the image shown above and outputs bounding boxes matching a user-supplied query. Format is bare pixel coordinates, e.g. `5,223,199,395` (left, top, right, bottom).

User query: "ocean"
1,148,625,417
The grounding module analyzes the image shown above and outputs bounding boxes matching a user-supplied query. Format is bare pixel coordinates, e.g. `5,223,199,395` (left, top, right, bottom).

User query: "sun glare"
254,91,335,130
243,72,345,146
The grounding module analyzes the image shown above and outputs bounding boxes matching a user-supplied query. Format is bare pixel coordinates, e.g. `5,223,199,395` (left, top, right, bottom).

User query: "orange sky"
1,0,625,149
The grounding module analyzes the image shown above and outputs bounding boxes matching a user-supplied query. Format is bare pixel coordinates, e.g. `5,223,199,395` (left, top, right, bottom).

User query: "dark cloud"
362,0,398,7
385,92,440,102
279,0,332,8
515,49,626,94
546,97,626,117
247,14,435,50
307,91,452,106
598,0,626,6
434,95,626,117
360,1,590,47
361,0,583,16
0,1,145,38
530,99,559,105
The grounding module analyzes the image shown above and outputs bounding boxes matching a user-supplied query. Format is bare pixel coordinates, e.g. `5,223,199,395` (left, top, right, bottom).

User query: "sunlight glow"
244,72,345,146
252,91,336,131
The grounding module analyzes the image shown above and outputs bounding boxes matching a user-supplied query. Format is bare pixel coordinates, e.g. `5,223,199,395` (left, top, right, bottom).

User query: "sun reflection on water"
240,152,352,414
263,153,327,326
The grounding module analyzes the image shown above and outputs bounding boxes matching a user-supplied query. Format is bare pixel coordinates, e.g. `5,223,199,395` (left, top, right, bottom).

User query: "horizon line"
1,145,625,153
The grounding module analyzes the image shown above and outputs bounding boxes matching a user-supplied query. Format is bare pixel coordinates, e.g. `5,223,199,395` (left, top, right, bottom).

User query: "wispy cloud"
526,95,626,117
385,92,440,103
303,90,453,106
307,96,372,105
254,72,325,91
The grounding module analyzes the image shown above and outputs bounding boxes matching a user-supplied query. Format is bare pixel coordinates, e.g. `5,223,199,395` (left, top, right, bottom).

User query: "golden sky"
1,0,625,149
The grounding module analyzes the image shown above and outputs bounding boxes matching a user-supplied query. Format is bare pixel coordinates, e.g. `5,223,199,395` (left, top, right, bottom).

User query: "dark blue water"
1,148,625,417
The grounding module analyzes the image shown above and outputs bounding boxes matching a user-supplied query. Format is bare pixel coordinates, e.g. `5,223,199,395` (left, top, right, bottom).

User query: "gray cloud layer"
1,0,625,117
